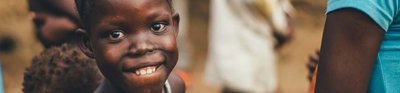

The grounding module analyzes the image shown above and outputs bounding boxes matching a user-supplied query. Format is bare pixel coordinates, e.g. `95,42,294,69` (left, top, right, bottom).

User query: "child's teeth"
135,70,140,75
135,66,157,76
140,69,146,75
146,67,152,74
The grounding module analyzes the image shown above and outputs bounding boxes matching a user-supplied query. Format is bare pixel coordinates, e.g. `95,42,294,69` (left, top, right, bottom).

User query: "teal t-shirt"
327,0,400,92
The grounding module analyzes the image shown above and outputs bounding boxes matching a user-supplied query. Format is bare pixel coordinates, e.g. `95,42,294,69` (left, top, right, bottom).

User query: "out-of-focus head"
28,0,80,48
23,44,102,93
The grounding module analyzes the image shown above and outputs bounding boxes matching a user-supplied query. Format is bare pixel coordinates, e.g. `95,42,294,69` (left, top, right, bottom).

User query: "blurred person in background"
28,0,80,48
23,44,102,93
25,1,105,93
316,0,400,93
205,0,294,92
0,0,80,92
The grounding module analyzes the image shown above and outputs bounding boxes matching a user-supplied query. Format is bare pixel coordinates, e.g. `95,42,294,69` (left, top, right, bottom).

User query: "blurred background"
0,0,326,93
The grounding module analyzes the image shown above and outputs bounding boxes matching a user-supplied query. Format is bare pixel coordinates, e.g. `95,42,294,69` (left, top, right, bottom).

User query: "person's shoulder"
168,72,186,93
327,0,399,31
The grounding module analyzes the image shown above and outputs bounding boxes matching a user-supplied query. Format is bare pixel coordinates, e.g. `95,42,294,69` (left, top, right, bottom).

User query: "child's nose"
127,48,156,58
126,33,156,57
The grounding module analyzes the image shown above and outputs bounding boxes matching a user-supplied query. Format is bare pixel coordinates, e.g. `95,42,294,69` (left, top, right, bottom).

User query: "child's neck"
94,79,166,93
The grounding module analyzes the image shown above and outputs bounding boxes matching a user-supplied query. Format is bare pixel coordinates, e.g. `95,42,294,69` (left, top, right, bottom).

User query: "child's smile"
121,49,167,76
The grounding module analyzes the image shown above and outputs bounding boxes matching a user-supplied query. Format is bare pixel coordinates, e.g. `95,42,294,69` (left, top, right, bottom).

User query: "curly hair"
23,44,102,93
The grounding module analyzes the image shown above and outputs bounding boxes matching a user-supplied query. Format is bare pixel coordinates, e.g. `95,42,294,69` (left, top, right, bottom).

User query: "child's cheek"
158,35,178,68
159,35,177,52
93,40,129,69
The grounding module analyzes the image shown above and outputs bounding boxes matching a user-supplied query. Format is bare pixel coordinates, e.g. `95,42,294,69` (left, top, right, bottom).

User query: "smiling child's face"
80,0,179,92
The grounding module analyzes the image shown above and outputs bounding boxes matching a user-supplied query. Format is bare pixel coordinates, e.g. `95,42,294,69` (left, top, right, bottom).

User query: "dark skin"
78,0,184,93
315,9,384,93
44,0,80,25
31,12,77,47
29,0,80,48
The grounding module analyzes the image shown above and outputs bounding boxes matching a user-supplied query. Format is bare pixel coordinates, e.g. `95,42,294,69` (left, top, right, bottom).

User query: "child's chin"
122,64,170,87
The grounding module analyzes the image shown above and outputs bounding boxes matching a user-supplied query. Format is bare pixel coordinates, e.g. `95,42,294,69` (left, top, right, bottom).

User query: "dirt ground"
0,0,327,93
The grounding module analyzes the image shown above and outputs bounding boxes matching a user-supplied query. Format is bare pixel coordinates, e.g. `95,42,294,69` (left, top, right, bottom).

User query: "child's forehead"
94,0,171,11
91,0,172,19
86,0,173,28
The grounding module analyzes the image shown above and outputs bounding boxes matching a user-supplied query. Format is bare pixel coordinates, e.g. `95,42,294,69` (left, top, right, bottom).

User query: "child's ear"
172,13,180,36
76,28,95,58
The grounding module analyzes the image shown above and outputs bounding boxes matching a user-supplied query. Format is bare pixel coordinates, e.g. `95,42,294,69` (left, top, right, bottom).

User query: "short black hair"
75,0,174,32
23,44,103,93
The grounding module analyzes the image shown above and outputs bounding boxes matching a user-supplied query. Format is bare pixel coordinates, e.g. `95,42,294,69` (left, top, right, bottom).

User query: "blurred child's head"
23,44,102,93
76,0,180,92
28,0,80,48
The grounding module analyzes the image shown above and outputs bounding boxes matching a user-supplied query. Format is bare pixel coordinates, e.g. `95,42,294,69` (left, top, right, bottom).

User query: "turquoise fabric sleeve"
326,0,399,31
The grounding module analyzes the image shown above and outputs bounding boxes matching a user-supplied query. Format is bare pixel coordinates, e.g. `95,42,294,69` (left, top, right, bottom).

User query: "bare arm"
315,9,384,93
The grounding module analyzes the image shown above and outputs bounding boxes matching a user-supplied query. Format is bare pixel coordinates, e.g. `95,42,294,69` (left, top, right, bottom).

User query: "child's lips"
121,52,166,76
122,64,168,87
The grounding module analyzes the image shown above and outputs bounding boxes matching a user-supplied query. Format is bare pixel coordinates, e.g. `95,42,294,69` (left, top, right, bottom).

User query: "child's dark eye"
150,23,167,33
108,30,126,41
